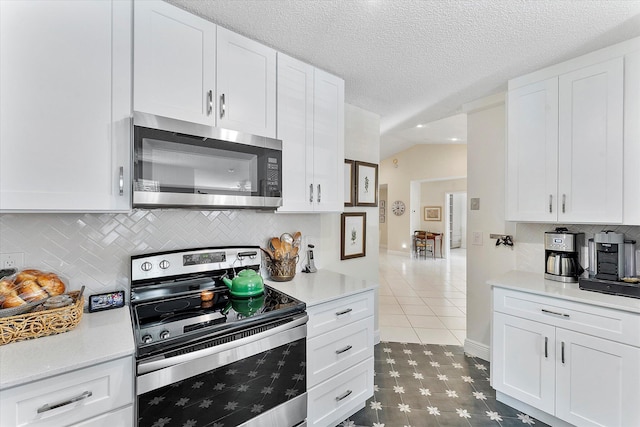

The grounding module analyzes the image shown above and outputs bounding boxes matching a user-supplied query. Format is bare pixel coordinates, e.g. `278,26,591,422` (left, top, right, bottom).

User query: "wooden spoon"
292,231,302,247
270,237,282,253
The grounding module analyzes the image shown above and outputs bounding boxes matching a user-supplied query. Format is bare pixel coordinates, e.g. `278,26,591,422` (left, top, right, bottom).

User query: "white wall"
379,185,388,248
419,178,467,234
464,93,516,360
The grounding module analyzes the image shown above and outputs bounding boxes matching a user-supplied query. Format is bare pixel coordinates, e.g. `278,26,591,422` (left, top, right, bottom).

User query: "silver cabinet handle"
336,308,353,316
336,345,353,355
541,308,570,319
317,184,321,203
335,389,352,402
118,166,124,196
561,341,565,364
309,184,314,203
544,336,548,358
220,93,226,118
207,90,213,116
37,391,92,414
549,195,553,213
562,194,566,214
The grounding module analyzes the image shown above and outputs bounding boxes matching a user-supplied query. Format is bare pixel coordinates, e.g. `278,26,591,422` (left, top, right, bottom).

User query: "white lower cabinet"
492,288,640,427
306,290,375,426
0,356,134,427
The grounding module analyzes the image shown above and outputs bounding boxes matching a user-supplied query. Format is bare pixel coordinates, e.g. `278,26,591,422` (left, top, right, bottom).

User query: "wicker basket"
0,291,83,345
265,256,298,282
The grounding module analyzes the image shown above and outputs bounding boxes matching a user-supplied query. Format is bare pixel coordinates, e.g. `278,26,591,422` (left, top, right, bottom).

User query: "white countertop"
488,270,640,314
0,307,135,390
266,269,378,307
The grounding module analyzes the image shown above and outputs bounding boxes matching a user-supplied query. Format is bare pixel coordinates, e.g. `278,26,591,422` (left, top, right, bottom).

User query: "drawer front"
70,405,133,427
307,290,375,338
1,356,133,427
494,287,640,346
307,357,374,427
307,317,374,387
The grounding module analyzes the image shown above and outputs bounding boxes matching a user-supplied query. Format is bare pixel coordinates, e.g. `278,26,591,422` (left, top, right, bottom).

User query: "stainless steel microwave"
132,112,282,210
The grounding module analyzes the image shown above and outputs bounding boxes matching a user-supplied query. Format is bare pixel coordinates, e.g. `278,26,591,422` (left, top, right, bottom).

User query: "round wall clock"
391,200,405,216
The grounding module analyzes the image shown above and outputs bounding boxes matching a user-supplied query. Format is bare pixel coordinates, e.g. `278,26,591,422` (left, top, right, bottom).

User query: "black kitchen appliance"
580,232,640,299
544,228,584,283
130,246,307,427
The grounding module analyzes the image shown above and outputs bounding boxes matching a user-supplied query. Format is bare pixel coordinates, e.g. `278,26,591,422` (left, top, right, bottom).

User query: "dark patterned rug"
337,342,550,427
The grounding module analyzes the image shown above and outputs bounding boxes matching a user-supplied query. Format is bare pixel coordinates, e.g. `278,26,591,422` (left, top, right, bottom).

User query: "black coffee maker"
593,231,626,281
544,228,584,283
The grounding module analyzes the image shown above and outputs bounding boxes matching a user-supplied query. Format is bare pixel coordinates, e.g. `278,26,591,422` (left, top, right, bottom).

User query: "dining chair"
413,230,434,258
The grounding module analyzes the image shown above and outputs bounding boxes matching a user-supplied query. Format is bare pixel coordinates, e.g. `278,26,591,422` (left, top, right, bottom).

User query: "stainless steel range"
130,246,307,427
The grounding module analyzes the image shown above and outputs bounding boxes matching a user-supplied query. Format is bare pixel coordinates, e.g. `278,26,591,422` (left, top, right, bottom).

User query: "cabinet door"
0,0,131,212
277,53,314,211
492,313,555,414
312,68,345,212
217,27,276,138
555,329,640,427
505,78,558,221
558,58,624,223
134,0,216,126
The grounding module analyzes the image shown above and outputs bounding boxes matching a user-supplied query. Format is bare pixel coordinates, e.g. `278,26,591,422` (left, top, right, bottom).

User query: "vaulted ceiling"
168,0,640,159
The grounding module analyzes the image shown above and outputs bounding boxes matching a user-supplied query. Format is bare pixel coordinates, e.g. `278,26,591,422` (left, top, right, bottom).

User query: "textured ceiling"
168,0,640,159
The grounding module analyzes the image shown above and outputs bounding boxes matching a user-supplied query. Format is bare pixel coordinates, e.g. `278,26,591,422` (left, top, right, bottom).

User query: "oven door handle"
137,314,308,377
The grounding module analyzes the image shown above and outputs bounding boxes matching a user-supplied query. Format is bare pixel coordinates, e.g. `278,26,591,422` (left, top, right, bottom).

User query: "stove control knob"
141,334,153,344
160,330,170,340
141,262,153,272
159,260,170,270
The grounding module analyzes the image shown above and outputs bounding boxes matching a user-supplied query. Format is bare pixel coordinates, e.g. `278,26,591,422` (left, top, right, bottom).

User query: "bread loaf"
37,273,65,297
0,269,67,308
19,279,48,302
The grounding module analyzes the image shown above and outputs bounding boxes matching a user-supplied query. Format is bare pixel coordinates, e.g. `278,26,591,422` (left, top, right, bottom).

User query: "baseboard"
496,392,573,427
463,338,490,362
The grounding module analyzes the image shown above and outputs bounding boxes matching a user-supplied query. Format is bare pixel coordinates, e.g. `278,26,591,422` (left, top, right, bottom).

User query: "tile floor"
337,342,550,427
378,248,467,345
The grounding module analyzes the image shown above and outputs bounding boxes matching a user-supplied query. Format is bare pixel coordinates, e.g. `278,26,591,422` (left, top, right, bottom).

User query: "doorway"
444,192,467,259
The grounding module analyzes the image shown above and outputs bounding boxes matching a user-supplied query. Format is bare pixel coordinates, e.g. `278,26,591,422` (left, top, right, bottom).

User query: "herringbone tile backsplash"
0,211,319,297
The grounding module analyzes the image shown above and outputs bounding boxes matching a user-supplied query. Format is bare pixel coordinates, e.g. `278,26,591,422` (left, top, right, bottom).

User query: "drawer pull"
37,390,93,414
336,308,353,316
336,345,353,355
541,308,570,319
335,389,352,402
561,341,565,364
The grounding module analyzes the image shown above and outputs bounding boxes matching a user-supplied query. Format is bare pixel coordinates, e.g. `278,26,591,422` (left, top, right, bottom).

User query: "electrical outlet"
1,252,25,270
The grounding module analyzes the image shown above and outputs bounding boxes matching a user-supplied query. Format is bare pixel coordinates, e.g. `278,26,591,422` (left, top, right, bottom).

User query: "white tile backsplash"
0,210,320,297
514,223,640,275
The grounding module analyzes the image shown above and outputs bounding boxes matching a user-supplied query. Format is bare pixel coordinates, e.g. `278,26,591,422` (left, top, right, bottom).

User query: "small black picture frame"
88,290,125,312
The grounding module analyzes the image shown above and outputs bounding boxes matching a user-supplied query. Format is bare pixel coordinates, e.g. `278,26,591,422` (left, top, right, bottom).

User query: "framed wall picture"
355,161,378,206
424,206,442,221
344,159,355,207
340,212,366,260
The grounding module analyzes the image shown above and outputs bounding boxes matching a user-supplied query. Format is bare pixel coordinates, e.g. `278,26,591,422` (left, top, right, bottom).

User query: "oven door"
136,314,307,427
132,111,282,210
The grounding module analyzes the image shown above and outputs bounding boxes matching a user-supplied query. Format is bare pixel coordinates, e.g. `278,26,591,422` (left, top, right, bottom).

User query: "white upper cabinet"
277,54,315,211
558,58,623,223
217,27,277,138
506,46,629,223
0,0,132,212
312,68,345,212
506,78,558,221
277,54,345,212
134,0,216,126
